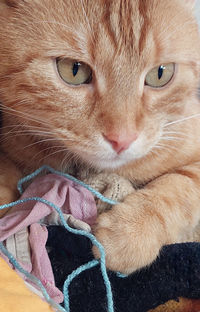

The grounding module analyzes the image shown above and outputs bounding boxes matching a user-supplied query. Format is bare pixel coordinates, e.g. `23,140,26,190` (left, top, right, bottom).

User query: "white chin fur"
73,147,135,170
90,156,132,170
87,135,152,169
73,132,160,170
80,147,142,170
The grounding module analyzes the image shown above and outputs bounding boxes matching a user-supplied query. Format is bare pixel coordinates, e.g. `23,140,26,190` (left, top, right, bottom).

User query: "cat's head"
0,0,199,170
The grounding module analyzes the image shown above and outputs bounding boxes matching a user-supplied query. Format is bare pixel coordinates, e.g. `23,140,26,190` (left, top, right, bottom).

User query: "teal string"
0,165,131,311
63,260,99,311
116,272,127,278
0,197,114,312
17,165,118,206
0,241,66,312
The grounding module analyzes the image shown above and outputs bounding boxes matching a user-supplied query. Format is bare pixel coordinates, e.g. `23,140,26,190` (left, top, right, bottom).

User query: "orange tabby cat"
0,0,200,274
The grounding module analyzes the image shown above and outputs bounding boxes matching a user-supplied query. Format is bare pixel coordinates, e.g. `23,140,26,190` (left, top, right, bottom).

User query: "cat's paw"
93,196,166,274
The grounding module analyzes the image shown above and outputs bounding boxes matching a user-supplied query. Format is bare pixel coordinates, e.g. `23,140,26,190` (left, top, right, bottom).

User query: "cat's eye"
145,63,175,88
56,58,92,85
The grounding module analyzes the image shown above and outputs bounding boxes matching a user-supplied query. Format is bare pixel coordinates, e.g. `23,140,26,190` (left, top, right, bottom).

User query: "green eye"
56,58,92,85
145,63,175,88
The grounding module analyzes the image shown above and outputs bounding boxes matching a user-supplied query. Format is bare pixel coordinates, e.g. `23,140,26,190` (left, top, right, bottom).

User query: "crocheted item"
79,171,134,212
80,169,200,243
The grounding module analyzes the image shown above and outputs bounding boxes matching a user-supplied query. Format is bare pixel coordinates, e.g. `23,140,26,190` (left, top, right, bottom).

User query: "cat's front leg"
0,153,21,217
93,163,200,274
93,194,166,274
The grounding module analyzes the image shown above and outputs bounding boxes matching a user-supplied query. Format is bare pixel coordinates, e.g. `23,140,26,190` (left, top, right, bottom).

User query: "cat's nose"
104,132,138,154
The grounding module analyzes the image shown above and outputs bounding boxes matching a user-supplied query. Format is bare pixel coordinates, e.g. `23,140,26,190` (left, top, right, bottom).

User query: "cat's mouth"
69,130,161,170
74,147,137,170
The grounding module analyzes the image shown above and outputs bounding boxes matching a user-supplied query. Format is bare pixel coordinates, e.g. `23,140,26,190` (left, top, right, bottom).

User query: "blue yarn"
0,165,119,312
17,165,118,206
63,259,99,311
0,196,114,312
0,242,66,312
116,272,127,278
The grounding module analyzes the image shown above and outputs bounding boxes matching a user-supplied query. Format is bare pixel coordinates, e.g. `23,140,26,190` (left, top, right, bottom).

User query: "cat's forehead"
58,0,196,66
4,0,199,69
39,0,196,56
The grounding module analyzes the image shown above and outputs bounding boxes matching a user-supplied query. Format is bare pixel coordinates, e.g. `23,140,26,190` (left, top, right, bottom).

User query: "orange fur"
0,0,200,273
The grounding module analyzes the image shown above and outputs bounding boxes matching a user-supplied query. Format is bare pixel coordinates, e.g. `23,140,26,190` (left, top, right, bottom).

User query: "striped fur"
0,0,200,273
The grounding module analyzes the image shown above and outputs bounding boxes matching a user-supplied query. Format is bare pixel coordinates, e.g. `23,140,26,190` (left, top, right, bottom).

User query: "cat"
0,0,200,274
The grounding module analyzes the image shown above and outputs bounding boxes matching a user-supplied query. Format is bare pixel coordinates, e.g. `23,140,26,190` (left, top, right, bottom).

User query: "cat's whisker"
0,102,60,127
0,124,51,131
0,129,56,137
155,142,188,156
30,145,67,163
164,113,200,128
0,135,49,147
0,126,71,148
0,106,78,144
0,129,75,154
36,147,70,165
160,136,185,142
60,151,77,172
22,138,67,150
0,105,48,126
149,148,160,158
0,130,56,143
161,130,192,138
151,145,167,152
60,154,70,172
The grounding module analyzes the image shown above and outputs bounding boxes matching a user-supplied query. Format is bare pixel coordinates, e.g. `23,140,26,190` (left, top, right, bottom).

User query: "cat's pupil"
158,66,164,80
73,62,80,77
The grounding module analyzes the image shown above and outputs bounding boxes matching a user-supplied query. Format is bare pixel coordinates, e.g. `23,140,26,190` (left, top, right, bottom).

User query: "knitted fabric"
79,171,134,212
80,169,200,242
47,227,200,312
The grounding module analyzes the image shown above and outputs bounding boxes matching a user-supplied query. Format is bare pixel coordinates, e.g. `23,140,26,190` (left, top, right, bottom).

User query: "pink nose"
104,132,138,154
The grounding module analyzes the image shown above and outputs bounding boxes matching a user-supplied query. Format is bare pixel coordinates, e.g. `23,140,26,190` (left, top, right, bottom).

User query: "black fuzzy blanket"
47,226,200,312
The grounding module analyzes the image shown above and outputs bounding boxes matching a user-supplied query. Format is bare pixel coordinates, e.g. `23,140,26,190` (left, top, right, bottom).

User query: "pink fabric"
0,173,97,303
